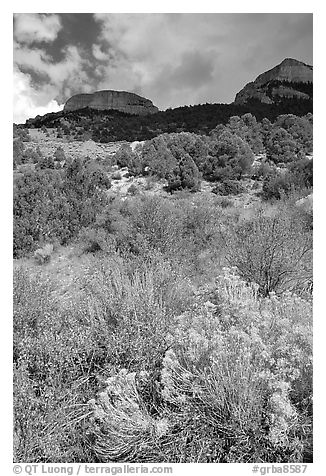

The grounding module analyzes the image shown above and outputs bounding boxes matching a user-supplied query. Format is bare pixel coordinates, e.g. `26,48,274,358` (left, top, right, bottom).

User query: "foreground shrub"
13,253,194,463
87,270,312,463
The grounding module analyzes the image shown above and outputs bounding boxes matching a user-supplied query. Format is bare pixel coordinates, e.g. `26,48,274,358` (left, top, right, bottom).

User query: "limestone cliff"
234,58,313,105
64,90,159,115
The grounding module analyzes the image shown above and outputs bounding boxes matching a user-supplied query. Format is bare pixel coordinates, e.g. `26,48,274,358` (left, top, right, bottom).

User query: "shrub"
87,269,312,463
53,146,66,162
212,179,245,196
204,130,254,181
34,243,54,264
226,113,264,154
224,208,312,296
216,197,233,208
127,184,139,196
113,145,143,175
79,226,115,254
13,139,25,168
274,114,312,154
261,160,312,201
265,127,300,164
129,196,185,255
14,158,110,257
254,161,276,180
289,158,313,188
166,153,201,192
38,155,56,169
261,172,296,200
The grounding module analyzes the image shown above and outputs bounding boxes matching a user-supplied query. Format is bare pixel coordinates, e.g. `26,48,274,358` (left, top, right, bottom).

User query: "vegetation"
13,158,110,257
14,256,312,462
13,108,313,463
22,95,312,142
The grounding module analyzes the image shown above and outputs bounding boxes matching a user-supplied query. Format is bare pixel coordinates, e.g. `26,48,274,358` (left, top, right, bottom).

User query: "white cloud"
13,68,63,124
92,44,108,61
14,13,62,44
13,42,94,122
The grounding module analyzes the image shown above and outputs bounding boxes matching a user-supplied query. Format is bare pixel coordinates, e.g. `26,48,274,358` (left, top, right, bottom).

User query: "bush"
265,127,300,164
166,153,201,192
261,172,296,200
254,161,276,180
112,145,144,175
14,158,110,257
79,226,115,254
212,179,245,196
224,208,312,296
87,269,312,463
261,160,312,201
34,243,54,264
53,146,66,162
127,184,139,196
204,130,254,181
226,113,264,154
274,114,312,154
215,197,233,208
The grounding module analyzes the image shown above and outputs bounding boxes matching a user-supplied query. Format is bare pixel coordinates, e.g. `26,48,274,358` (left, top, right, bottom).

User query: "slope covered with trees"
20,95,312,143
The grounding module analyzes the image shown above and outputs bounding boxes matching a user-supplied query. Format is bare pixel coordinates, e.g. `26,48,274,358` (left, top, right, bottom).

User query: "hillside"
234,58,313,105
20,97,312,143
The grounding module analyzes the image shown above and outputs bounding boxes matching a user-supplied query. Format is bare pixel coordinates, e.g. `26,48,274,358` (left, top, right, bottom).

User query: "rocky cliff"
234,58,313,105
64,90,159,115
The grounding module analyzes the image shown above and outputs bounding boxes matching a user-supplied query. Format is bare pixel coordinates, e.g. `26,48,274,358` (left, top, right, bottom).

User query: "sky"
13,13,313,124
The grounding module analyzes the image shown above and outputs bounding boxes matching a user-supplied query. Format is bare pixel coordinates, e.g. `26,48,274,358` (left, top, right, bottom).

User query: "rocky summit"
64,90,159,115
234,58,313,105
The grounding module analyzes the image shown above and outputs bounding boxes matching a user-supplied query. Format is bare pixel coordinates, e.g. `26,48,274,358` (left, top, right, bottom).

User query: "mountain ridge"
234,58,313,105
64,89,159,115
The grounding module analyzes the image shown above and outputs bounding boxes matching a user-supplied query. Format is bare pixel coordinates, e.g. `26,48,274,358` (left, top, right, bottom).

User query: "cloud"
14,13,62,44
91,13,313,109
13,40,94,122
164,51,215,89
13,68,64,124
13,13,313,121
92,44,108,61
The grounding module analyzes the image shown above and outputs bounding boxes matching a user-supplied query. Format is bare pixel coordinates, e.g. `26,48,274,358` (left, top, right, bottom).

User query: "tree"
204,131,254,181
166,153,201,192
265,127,299,163
274,114,312,154
226,113,264,154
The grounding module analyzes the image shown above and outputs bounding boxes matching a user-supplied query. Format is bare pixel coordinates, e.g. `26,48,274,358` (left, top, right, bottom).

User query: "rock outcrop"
234,58,313,105
64,90,159,115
